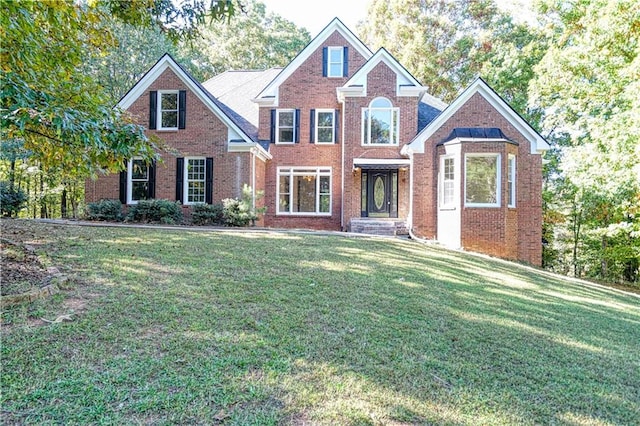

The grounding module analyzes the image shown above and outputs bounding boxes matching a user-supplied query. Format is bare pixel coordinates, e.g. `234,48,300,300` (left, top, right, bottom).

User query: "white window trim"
508,154,516,208
276,167,332,216
183,157,206,205
361,98,400,146
315,109,335,144
127,157,148,205
157,90,179,131
464,153,501,208
275,109,296,144
327,46,344,78
439,155,456,209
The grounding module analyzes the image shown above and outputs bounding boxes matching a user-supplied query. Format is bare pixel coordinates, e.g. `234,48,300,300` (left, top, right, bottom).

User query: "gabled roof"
404,78,550,155
337,48,427,100
203,69,282,131
253,17,373,106
116,53,265,153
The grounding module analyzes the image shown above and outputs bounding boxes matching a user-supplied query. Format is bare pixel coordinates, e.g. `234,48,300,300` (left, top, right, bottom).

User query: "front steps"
349,219,408,237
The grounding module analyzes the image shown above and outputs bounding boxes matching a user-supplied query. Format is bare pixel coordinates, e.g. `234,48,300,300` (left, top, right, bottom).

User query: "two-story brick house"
85,18,549,265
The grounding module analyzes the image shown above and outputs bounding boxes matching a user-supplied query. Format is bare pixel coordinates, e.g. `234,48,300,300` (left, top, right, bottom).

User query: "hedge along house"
86,18,549,265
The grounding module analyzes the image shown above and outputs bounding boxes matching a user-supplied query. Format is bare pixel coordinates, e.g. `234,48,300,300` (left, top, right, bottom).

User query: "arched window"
362,97,399,145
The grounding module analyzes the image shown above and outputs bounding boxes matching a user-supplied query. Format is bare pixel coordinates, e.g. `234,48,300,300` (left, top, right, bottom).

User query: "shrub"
0,181,28,217
222,197,256,227
126,199,182,224
192,203,224,226
86,199,123,221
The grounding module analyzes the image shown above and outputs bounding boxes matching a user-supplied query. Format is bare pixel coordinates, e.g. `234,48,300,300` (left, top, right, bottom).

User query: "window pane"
131,160,148,180
161,93,177,110
292,175,316,213
319,195,330,213
317,128,333,143
279,129,294,142
132,182,148,201
371,98,391,108
329,63,342,76
329,47,343,62
318,112,333,126
371,109,391,144
279,111,293,127
466,156,498,204
162,111,178,128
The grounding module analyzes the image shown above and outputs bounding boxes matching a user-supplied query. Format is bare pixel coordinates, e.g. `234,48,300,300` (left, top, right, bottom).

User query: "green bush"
86,199,123,221
191,203,224,225
0,181,28,217
222,197,256,227
126,199,182,224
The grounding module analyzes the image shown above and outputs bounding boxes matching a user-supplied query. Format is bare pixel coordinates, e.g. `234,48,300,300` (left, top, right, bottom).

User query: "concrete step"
350,219,408,236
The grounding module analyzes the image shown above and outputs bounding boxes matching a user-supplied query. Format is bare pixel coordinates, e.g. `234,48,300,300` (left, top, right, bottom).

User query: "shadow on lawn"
3,224,638,425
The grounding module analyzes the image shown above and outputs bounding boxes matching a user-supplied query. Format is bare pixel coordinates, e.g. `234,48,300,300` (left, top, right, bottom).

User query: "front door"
361,170,398,218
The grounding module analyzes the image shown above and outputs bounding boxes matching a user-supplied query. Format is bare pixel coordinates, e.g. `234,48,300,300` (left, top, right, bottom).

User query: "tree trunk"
61,188,68,218
600,235,608,280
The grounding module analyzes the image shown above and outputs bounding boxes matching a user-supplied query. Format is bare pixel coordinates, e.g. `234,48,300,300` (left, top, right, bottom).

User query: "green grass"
1,220,639,425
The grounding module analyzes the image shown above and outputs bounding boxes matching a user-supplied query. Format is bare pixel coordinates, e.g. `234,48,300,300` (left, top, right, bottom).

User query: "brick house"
86,18,549,265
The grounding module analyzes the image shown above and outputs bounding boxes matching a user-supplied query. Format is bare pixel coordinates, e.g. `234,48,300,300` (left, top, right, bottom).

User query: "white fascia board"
353,158,411,165
336,86,365,102
442,137,513,146
117,54,254,144
407,78,550,155
254,18,373,103
398,85,427,97
228,142,272,161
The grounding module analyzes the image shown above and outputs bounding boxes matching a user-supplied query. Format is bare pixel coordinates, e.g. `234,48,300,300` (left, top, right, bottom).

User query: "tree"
191,0,311,74
1,0,242,177
358,0,531,102
530,0,640,283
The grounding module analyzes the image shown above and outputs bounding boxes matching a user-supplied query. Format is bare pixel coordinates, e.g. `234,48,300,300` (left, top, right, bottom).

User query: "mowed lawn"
1,221,639,425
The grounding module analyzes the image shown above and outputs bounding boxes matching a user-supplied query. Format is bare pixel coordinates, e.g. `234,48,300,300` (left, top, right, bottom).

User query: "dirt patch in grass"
0,239,50,296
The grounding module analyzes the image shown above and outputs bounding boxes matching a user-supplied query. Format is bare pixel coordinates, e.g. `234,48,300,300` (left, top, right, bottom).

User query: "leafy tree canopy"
0,0,241,177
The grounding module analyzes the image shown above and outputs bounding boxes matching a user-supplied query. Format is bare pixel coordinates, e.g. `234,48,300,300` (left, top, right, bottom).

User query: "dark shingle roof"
440,127,516,144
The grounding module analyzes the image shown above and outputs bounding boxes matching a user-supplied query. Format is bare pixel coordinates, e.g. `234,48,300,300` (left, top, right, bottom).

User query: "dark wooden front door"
361,170,398,218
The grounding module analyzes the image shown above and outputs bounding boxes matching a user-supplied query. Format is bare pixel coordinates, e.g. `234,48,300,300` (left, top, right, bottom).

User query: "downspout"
250,148,256,210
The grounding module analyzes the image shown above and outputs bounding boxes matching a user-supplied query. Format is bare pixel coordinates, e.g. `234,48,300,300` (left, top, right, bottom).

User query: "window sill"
276,213,332,217
275,142,295,145
464,205,501,209
361,143,399,147
155,128,179,132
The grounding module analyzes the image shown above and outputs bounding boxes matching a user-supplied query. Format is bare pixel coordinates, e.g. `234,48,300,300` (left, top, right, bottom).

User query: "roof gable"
254,18,373,105
117,53,257,144
337,48,427,100
404,78,550,155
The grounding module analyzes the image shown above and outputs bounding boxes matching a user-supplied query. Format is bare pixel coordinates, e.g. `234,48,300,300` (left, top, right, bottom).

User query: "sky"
260,0,370,36
259,0,536,36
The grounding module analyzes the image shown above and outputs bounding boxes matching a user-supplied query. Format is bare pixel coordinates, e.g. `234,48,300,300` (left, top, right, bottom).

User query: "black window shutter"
334,109,340,144
176,157,184,203
322,47,328,77
310,109,315,143
270,109,276,143
205,157,213,204
119,168,127,204
343,47,349,77
147,161,156,199
295,109,300,143
178,90,186,129
149,91,157,130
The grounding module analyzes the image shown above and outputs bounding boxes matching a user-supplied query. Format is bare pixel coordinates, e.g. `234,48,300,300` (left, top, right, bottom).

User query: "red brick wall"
342,62,419,226
85,67,255,213
413,92,543,265
259,31,368,230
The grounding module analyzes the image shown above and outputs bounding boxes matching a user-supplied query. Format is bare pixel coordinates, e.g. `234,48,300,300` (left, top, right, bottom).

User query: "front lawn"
1,220,639,425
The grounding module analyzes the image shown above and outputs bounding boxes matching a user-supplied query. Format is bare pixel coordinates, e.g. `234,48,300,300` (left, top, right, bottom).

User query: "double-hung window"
276,109,296,143
323,46,348,77
362,97,399,145
440,156,456,208
277,168,331,215
158,90,179,130
508,154,516,208
127,158,149,204
465,154,501,207
315,109,335,144
184,158,206,204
